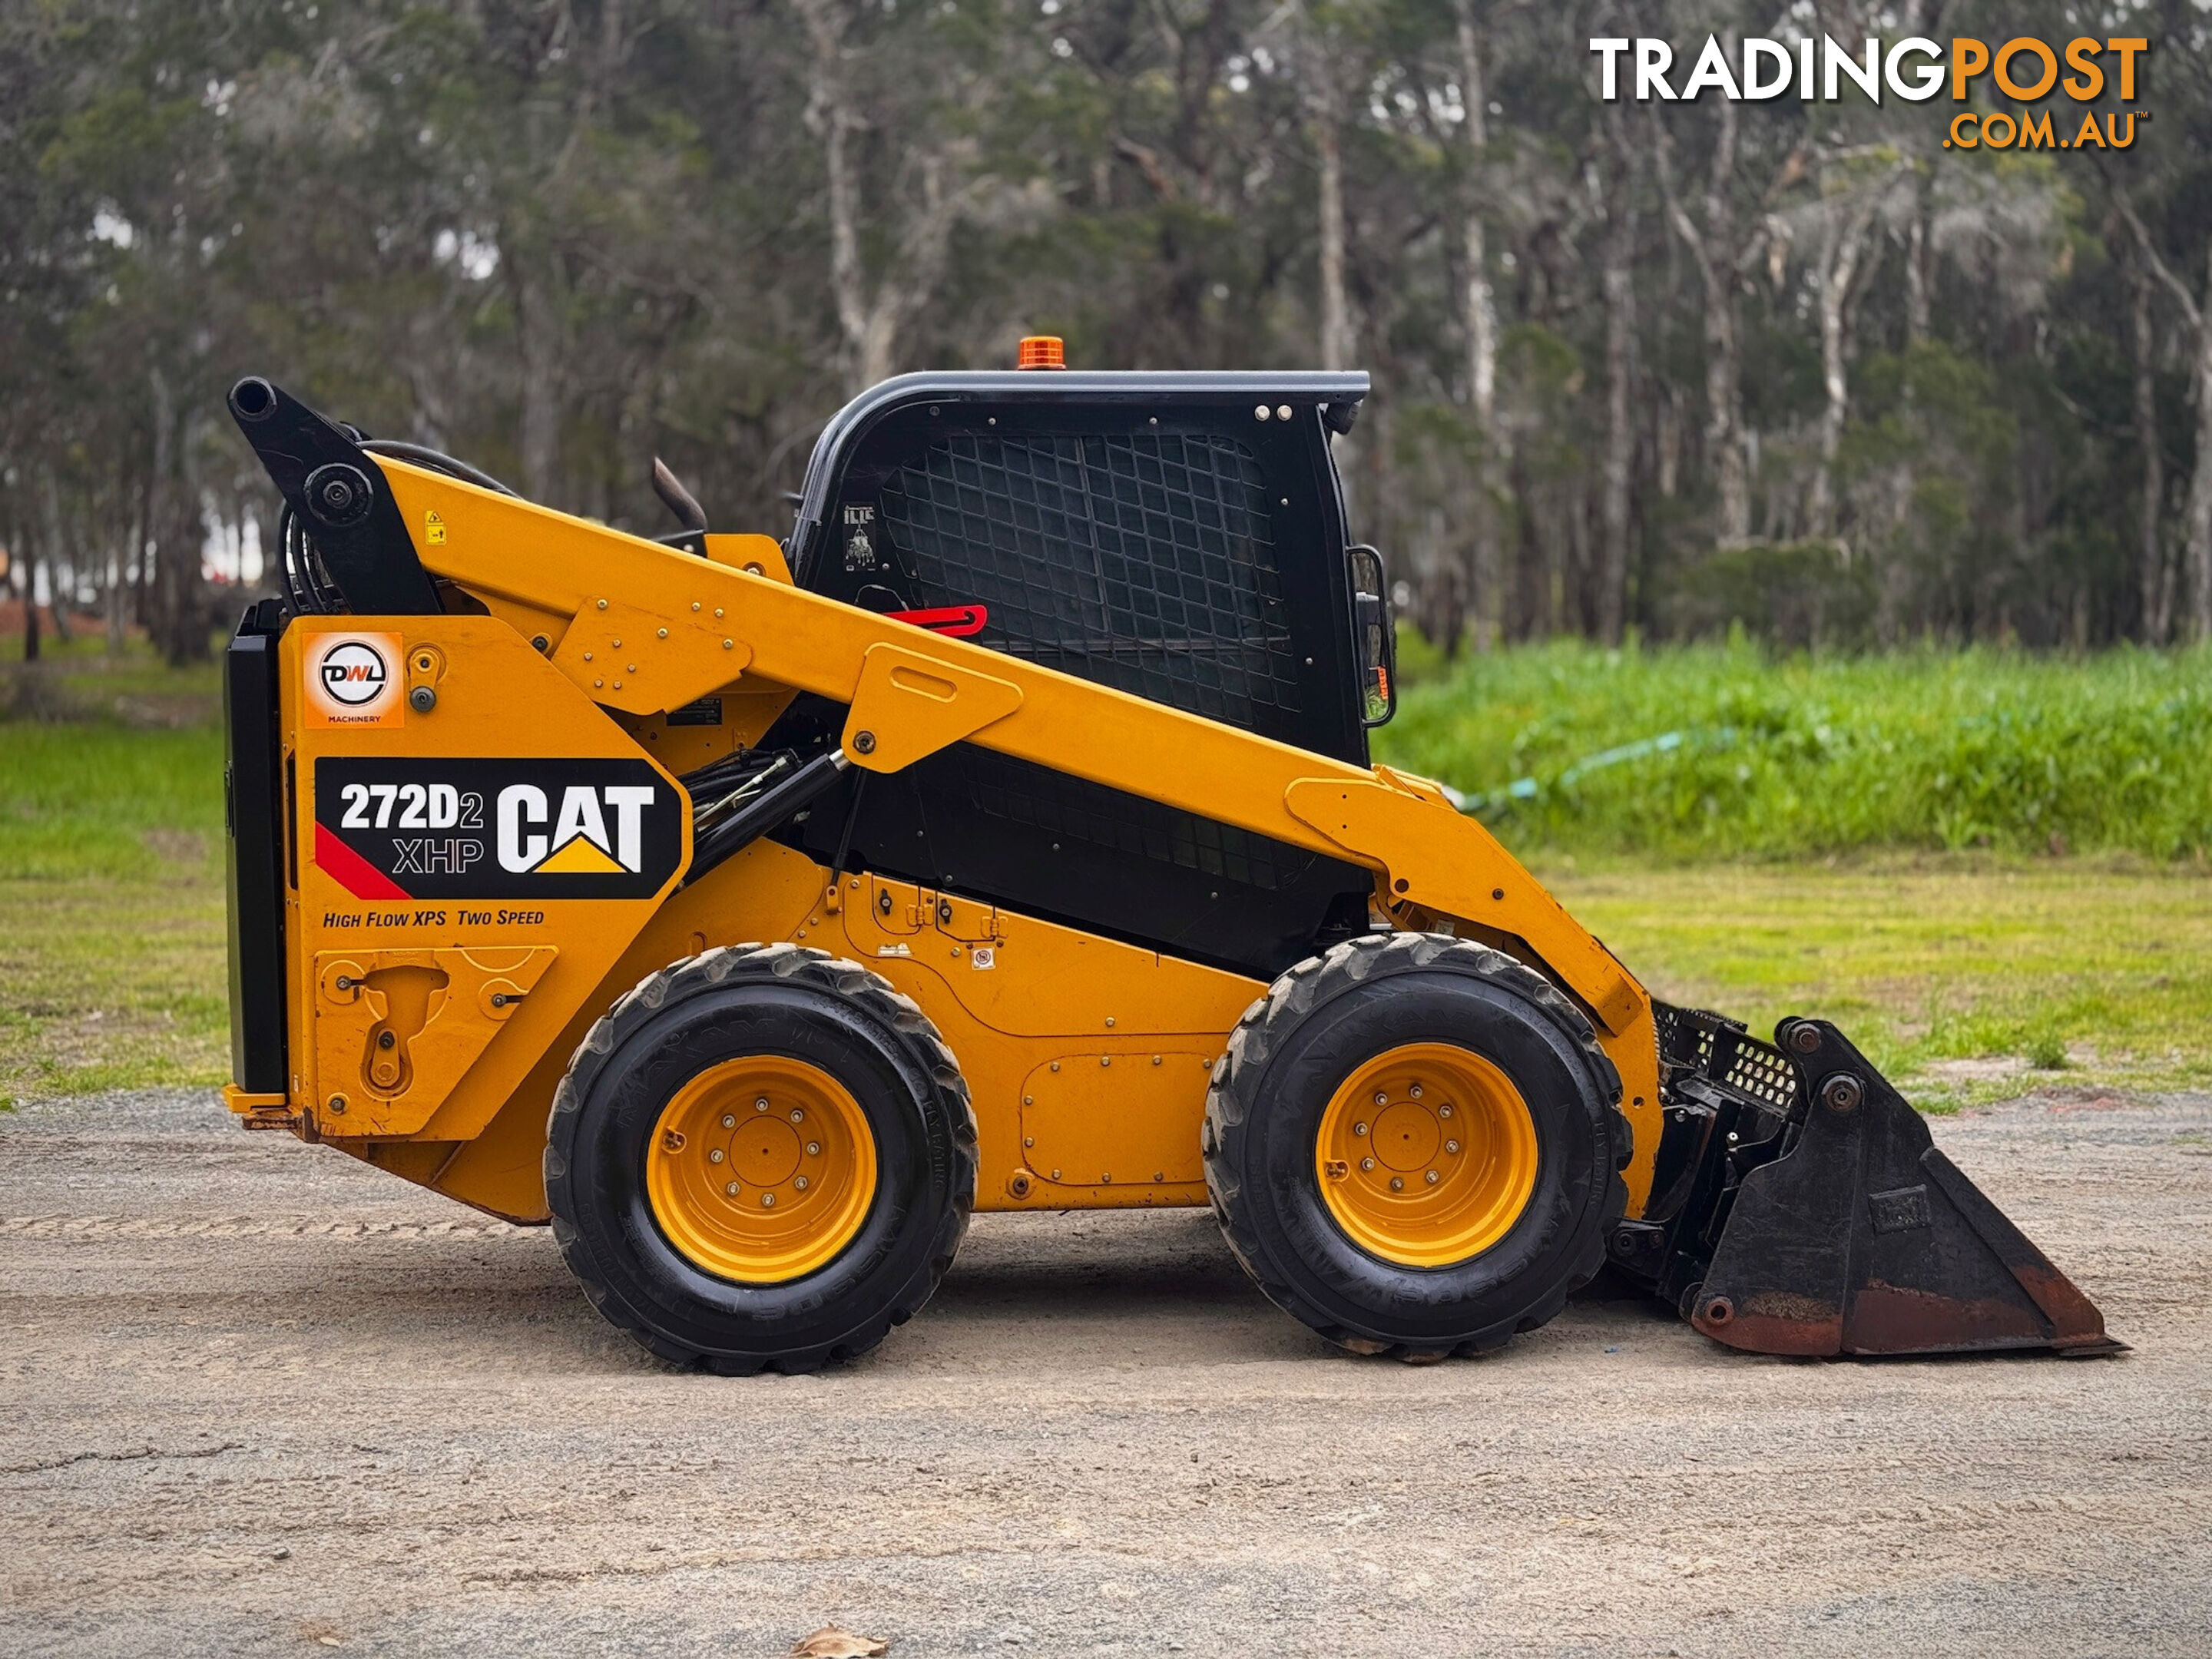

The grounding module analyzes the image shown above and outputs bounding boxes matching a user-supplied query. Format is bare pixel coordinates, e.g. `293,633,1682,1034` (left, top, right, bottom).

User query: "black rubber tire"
545,942,976,1375
1203,932,1631,1360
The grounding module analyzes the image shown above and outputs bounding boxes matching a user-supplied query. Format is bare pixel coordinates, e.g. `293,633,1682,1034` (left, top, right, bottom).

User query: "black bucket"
1612,1009,2121,1359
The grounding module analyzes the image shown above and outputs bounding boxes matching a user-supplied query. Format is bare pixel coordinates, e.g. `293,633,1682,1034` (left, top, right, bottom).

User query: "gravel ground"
2,1086,2207,1657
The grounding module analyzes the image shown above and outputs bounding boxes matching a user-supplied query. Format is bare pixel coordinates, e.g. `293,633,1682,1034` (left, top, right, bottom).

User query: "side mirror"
1347,545,1396,727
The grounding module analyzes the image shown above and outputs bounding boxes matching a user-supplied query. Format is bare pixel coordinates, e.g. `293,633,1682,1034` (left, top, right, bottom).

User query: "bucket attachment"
1608,1008,2122,1359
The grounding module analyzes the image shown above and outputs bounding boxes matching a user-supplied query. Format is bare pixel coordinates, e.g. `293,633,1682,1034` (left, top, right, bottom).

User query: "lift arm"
363,452,1667,1196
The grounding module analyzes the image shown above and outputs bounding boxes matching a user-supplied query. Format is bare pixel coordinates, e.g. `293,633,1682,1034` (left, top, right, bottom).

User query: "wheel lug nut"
724,1181,739,1196
755,1098,769,1111
1360,1157,1374,1171
790,1108,804,1123
1353,1121,1368,1137
1439,1104,1453,1119
720,1114,736,1129
806,1141,822,1156
1389,1176,1405,1191
794,1176,810,1191
1409,1084,1422,1099
760,1193,776,1208
1426,1170,1440,1185
707,1149,724,1164
1374,1091,1388,1107
1445,1139,1460,1154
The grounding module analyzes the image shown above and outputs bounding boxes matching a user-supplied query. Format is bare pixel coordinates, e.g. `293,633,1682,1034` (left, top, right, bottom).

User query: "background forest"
3,0,2211,665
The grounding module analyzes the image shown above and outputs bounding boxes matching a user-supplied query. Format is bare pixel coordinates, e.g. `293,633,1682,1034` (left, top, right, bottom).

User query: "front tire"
545,943,976,1374
1204,932,1629,1360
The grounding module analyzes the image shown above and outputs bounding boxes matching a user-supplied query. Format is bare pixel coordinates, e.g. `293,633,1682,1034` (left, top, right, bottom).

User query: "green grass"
3,641,2210,1109
2,629,224,724
1,646,228,1104
0,721,227,879
1378,637,2212,862
1542,853,2212,1110
1377,639,2212,1104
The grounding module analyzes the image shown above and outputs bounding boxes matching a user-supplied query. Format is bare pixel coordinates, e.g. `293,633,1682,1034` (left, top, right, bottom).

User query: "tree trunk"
512,256,565,505
105,462,131,654
2187,268,2212,641
1571,473,1600,636
800,0,963,396
146,366,177,661
151,397,210,666
127,468,149,639
806,0,871,397
1705,263,1749,544
2129,249,2171,644
1309,104,1345,373
1311,58,1363,522
1810,291,1845,539
1510,450,1550,639
1596,111,1637,645
1808,194,1881,540
1651,51,1750,546
21,540,40,664
1696,81,1747,545
2123,207,2212,641
1419,506,1467,661
1904,200,1930,345
38,468,75,644
106,548,127,654
1454,0,1499,649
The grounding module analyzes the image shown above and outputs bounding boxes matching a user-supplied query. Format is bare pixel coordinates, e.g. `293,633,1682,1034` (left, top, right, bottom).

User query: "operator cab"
762,351,1396,980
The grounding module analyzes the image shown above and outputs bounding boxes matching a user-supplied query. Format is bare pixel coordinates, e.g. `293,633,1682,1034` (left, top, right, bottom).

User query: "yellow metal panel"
1283,774,1641,1035
1021,1051,1214,1189
220,1083,289,1118
816,875,1253,1210
836,876,1259,1041
311,945,556,1136
279,616,685,1147
549,597,752,717
427,856,1254,1220
840,642,1024,772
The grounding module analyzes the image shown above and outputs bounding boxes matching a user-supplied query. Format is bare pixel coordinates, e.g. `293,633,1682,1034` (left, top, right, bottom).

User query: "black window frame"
787,373,1372,767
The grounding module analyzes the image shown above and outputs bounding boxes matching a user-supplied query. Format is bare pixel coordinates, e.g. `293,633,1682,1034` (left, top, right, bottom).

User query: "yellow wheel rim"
646,1056,878,1284
1315,1042,1539,1269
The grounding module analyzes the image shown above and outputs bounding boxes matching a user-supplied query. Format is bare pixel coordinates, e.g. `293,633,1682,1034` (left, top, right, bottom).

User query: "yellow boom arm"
372,455,1664,1200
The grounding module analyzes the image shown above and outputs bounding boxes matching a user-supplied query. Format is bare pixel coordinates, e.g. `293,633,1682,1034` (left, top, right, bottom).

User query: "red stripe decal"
314,823,413,902
887,604,988,637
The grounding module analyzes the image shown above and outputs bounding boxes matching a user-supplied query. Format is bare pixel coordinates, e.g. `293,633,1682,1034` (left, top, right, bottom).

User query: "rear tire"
1204,932,1628,1359
545,943,976,1374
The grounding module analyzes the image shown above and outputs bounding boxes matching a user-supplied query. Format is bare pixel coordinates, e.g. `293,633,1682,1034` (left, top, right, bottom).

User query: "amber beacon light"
1017,335,1066,369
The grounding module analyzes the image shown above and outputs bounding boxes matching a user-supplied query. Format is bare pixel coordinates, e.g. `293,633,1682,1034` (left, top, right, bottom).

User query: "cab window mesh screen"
879,433,1302,726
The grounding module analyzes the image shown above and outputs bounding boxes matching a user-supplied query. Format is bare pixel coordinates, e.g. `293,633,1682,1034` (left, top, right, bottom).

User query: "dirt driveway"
2,1087,2207,1657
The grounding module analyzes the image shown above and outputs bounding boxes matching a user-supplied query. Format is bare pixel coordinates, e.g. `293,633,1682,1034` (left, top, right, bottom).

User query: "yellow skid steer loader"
217,357,2118,1372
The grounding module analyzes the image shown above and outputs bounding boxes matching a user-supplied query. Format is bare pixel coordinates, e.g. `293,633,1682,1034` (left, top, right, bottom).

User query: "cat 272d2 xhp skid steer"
217,349,2118,1372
